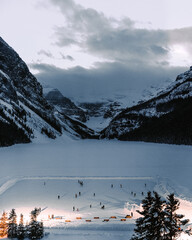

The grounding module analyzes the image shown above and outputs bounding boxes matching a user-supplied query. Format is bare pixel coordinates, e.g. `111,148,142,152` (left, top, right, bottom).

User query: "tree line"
0,207,44,239
131,192,190,240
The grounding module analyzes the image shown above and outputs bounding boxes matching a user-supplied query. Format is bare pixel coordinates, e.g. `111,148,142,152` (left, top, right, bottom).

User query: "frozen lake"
0,139,192,188
0,139,192,239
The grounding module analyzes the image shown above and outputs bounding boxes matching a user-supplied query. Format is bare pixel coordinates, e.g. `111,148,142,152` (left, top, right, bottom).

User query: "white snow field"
0,137,192,239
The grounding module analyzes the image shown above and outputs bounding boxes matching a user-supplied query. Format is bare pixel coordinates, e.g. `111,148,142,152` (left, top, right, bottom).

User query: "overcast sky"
0,0,192,100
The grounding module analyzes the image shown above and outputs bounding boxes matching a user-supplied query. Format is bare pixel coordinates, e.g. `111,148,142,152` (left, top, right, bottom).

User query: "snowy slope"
101,67,192,145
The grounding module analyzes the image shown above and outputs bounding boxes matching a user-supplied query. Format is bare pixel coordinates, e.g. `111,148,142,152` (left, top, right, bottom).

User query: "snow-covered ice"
1,138,192,239
1,138,192,188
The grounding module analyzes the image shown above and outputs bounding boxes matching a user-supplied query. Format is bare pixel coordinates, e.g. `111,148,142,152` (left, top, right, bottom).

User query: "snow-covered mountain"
44,87,87,123
43,85,165,132
101,67,192,145
2,36,192,146
71,85,169,132
0,37,96,146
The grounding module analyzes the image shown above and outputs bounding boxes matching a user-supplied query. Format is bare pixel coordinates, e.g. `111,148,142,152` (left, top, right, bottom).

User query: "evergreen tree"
8,208,18,238
150,191,165,240
132,192,189,240
0,211,8,238
28,208,44,239
17,214,25,240
164,193,189,239
132,191,165,240
131,191,154,240
36,221,44,239
25,221,30,239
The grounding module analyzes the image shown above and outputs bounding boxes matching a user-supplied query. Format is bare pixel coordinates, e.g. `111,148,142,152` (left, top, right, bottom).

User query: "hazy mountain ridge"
100,67,192,145
43,87,98,138
43,87,126,132
73,80,172,131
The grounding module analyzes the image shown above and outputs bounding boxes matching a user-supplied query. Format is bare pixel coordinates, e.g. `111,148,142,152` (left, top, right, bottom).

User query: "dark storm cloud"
31,62,185,100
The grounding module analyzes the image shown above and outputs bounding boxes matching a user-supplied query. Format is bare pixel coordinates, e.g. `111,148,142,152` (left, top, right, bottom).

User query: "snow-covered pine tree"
17,214,25,239
36,221,44,239
28,208,43,239
8,208,18,238
0,211,8,238
150,191,165,240
25,221,30,239
131,191,154,240
164,193,189,239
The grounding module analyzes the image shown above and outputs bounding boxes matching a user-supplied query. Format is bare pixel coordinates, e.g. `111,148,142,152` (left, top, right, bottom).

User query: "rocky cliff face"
44,88,87,122
0,37,44,102
0,69,31,146
101,67,192,145
0,37,97,146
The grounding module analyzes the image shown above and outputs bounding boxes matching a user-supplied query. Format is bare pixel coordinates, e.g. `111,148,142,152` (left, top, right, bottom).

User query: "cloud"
36,0,191,101
54,31,78,46
60,52,74,61
85,28,169,64
168,27,192,54
49,0,173,67
31,62,185,101
169,27,192,44
38,50,54,58
66,55,74,61
37,49,74,62
49,0,192,66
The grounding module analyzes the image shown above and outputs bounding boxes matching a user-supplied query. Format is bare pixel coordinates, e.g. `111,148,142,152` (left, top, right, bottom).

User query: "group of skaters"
130,183,147,197
53,180,147,213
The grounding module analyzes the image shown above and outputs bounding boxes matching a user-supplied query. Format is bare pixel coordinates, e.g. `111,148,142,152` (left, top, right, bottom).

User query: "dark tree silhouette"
28,208,44,239
164,193,189,239
131,191,154,240
131,192,189,240
8,208,17,238
17,214,25,239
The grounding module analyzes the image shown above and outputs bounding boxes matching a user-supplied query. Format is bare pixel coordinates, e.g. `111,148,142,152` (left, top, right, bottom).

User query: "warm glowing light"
177,199,192,223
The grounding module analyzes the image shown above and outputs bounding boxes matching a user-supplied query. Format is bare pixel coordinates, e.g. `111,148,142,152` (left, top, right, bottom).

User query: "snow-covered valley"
0,138,192,239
